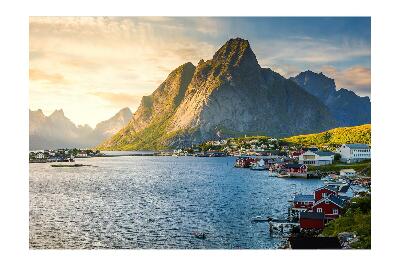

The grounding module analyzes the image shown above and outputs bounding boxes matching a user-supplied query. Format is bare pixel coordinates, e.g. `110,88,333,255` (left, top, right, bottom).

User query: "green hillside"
282,124,371,148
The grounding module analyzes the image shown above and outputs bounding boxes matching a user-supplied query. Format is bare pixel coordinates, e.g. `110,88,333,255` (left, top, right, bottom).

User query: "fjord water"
29,156,322,249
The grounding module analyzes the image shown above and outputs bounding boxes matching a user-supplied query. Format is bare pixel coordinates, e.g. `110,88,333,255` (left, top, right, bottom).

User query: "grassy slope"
98,114,181,151
282,124,371,148
322,195,371,249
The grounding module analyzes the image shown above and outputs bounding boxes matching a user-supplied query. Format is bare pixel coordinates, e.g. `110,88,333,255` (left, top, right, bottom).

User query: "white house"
298,150,335,166
35,152,45,159
340,169,356,177
337,144,370,163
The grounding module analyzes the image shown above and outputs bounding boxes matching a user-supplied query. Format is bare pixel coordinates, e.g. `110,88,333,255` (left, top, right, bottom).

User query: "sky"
29,17,371,127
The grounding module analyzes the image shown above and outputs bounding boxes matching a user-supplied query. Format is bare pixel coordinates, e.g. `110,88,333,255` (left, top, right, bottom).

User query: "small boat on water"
251,164,266,171
251,216,272,223
324,179,348,186
321,176,334,182
192,231,206,239
250,159,266,171
268,171,278,177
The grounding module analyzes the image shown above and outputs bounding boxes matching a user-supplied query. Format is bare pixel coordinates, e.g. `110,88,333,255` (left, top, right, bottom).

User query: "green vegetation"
99,114,177,150
100,121,371,152
283,124,371,149
322,195,371,249
308,160,371,175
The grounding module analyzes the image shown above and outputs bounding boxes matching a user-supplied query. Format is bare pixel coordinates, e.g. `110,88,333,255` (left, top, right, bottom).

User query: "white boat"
324,179,348,186
251,164,266,170
321,176,334,181
250,159,266,171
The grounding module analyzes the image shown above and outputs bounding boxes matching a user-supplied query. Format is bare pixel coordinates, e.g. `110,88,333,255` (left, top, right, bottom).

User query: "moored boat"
250,159,266,170
268,171,278,177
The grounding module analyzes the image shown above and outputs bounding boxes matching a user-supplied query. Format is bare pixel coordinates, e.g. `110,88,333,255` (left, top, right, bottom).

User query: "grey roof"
315,151,335,156
327,195,346,208
293,194,314,202
338,195,351,202
285,163,305,169
338,184,350,193
300,211,324,220
315,185,338,192
345,144,370,149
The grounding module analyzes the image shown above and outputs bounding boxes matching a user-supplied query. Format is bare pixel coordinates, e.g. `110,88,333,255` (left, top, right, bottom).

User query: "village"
29,148,103,163
231,141,371,249
29,138,371,248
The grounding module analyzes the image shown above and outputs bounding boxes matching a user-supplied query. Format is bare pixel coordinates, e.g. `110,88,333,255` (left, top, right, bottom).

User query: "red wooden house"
284,163,307,173
312,195,346,220
234,157,257,168
290,150,304,159
292,194,314,211
314,185,338,201
299,211,325,229
293,185,348,228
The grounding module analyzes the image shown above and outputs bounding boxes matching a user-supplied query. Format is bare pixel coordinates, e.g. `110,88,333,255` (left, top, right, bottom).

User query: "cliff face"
291,71,371,126
99,38,338,150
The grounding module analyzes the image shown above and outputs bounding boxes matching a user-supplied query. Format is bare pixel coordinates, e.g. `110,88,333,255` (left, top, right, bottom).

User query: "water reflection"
29,156,323,249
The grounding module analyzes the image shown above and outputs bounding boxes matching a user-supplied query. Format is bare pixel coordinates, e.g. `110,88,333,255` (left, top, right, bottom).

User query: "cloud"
254,37,370,65
321,65,371,96
29,17,371,126
91,91,142,107
29,68,67,84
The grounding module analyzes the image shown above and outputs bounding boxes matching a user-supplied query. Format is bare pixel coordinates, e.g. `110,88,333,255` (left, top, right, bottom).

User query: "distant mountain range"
290,71,371,126
29,108,132,150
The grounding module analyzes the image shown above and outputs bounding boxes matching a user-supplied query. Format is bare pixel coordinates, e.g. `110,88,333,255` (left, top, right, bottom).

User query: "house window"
333,209,339,215
317,208,322,213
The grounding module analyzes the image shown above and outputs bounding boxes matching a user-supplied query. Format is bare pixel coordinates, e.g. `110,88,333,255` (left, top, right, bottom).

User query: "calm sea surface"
29,156,324,249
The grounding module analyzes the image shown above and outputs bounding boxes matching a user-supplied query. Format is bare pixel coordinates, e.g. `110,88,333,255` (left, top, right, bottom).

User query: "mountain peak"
291,70,336,98
30,109,44,115
99,38,340,150
118,107,132,115
51,109,64,115
212,37,258,67
292,72,371,126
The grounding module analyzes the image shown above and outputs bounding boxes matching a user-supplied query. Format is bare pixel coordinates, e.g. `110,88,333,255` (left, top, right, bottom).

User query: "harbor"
29,142,370,249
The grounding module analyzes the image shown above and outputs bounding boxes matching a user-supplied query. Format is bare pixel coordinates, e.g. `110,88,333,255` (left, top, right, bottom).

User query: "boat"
251,164,266,170
324,179,348,186
250,159,266,171
321,175,334,182
192,231,206,239
251,216,272,223
268,171,278,177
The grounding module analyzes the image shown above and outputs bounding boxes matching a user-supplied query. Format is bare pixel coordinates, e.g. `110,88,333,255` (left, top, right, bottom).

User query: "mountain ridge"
291,70,371,126
99,38,339,150
29,107,132,150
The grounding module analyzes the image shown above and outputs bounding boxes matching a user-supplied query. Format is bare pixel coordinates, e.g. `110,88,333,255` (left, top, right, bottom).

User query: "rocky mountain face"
29,108,132,150
93,107,132,139
99,38,338,150
291,71,371,126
